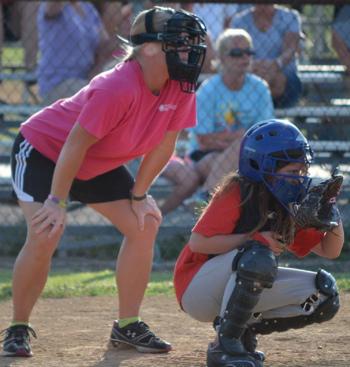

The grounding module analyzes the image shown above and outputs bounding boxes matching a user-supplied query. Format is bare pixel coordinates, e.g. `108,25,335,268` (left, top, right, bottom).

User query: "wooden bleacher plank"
298,72,343,84
331,99,350,106
298,65,345,73
0,104,41,115
309,140,350,154
275,106,350,118
0,72,37,82
199,64,346,85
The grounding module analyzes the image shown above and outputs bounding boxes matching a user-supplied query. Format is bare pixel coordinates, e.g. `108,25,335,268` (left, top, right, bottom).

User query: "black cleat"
110,320,172,353
207,342,263,367
1,325,37,357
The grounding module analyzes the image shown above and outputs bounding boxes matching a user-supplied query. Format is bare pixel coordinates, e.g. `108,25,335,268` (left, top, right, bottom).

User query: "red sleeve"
192,185,241,236
288,228,326,257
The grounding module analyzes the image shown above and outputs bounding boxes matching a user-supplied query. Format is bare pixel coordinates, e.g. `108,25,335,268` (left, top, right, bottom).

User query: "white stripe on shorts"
12,139,34,202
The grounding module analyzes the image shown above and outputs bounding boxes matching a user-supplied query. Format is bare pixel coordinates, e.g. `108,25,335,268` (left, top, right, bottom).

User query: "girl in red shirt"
174,119,344,367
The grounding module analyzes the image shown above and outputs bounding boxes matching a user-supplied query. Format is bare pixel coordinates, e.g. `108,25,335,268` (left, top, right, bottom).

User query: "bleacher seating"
275,106,350,118
298,64,346,84
0,61,349,205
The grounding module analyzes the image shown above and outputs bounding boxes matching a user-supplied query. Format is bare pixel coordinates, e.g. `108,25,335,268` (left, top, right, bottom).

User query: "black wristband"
130,192,147,201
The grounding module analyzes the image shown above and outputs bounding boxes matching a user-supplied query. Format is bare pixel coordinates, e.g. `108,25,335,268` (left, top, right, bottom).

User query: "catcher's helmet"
129,7,207,93
239,119,313,207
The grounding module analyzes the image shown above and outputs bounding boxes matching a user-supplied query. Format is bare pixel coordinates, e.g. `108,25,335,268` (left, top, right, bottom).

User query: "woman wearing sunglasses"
161,28,274,214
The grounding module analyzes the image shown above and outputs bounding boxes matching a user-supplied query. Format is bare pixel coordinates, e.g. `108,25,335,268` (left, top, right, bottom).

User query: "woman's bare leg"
89,199,160,318
12,201,64,322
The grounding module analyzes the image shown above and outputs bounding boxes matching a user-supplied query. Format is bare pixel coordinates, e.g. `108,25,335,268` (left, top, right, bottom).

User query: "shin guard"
219,242,278,355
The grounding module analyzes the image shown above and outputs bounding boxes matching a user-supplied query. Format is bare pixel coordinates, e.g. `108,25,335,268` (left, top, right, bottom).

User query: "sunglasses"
227,48,255,57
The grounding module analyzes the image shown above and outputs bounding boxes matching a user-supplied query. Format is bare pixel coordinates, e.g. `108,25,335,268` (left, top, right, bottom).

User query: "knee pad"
233,241,278,289
251,268,340,335
315,269,338,297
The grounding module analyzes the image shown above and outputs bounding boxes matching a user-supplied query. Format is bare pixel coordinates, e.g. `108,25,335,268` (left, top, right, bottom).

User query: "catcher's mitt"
294,174,343,232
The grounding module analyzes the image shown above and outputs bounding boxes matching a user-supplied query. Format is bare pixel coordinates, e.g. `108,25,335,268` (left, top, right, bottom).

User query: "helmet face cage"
130,8,207,93
261,147,313,209
238,119,314,210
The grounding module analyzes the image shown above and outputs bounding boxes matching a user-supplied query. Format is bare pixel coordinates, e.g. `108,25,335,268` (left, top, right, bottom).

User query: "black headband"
130,7,175,46
145,8,156,33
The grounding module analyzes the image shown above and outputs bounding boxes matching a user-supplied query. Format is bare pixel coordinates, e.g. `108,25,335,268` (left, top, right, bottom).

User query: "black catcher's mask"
129,7,207,93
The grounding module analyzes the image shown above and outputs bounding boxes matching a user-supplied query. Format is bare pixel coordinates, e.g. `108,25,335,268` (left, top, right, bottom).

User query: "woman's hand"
131,195,162,231
259,231,286,256
32,199,67,238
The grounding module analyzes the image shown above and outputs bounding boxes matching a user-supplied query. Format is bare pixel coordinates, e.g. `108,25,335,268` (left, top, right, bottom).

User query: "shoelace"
0,325,37,343
136,322,162,341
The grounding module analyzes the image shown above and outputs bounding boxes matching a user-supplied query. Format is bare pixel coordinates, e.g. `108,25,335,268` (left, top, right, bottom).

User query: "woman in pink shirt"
1,6,207,358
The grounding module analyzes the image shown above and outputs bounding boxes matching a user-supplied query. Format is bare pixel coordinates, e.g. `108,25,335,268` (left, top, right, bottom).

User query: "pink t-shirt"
21,60,196,180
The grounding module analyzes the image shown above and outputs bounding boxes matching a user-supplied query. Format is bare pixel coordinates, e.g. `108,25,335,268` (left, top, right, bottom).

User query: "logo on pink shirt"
159,104,177,112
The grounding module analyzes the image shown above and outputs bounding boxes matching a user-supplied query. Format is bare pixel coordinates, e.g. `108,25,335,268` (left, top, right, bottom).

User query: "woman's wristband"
48,194,67,209
130,192,147,201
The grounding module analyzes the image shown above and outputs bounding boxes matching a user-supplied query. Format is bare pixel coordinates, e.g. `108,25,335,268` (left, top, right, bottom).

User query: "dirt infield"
0,292,349,367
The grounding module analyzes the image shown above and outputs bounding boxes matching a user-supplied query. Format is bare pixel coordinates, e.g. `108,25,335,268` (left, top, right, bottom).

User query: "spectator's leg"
101,1,132,38
195,151,220,179
268,70,287,99
0,6,3,73
160,158,202,215
17,1,39,71
273,71,302,108
42,78,88,105
252,61,287,100
201,141,241,193
332,30,350,74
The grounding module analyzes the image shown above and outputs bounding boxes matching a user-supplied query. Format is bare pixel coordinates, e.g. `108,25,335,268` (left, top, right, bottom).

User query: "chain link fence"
0,1,349,257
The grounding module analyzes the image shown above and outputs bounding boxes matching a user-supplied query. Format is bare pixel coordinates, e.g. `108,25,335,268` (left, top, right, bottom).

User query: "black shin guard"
219,242,278,355
251,268,340,335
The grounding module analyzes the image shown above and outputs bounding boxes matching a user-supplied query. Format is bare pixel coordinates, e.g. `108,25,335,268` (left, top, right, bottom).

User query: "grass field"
0,270,175,301
0,269,349,302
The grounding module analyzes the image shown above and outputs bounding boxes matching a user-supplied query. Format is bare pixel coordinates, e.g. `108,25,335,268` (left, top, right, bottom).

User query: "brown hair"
210,171,295,244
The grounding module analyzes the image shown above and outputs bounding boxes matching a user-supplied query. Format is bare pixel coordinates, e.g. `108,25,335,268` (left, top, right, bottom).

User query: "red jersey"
173,185,325,306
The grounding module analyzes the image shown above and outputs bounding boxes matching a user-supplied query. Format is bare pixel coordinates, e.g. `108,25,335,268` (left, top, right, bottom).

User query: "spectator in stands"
183,3,242,42
1,6,207,358
332,5,350,75
0,1,39,75
232,4,303,108
94,1,133,40
161,29,274,215
37,1,116,105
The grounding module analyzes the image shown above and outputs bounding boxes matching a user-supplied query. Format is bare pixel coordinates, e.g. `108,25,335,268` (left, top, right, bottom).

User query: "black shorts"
11,133,135,204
